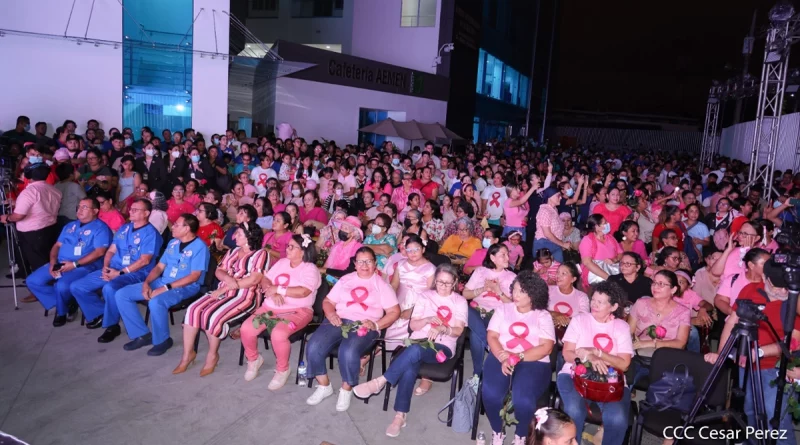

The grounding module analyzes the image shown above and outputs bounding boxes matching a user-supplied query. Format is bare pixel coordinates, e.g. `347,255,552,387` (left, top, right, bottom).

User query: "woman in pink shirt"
304,247,400,412
502,183,537,240
299,190,328,232
166,184,197,224
240,234,321,389
482,270,555,444
578,214,624,289
463,243,517,376
594,188,632,234
354,263,467,437
547,263,589,330
533,188,571,263
385,236,436,351
615,220,649,265
322,216,364,273
262,211,293,262
556,281,634,445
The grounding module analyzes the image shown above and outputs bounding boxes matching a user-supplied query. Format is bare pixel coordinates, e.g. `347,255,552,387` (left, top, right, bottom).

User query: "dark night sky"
552,0,774,121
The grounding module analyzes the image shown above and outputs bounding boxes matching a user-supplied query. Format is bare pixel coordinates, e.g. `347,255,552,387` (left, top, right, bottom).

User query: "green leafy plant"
252,311,295,333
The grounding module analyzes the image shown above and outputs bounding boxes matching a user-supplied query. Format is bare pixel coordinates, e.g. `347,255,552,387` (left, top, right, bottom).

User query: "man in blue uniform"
70,198,162,343
115,213,209,356
27,197,111,327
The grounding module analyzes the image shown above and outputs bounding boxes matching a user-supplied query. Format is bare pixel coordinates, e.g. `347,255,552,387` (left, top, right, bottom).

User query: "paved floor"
0,264,656,445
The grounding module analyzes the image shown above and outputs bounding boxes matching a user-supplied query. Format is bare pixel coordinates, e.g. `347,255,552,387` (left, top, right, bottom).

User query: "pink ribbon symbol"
593,333,614,353
484,291,501,301
346,286,369,311
435,306,453,327
554,302,573,317
274,274,290,287
489,192,501,207
506,322,533,350
257,173,267,188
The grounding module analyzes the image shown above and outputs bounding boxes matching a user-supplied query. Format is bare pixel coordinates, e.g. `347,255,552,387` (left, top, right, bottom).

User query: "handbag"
438,376,477,433
572,374,624,403
645,364,696,412
587,234,619,284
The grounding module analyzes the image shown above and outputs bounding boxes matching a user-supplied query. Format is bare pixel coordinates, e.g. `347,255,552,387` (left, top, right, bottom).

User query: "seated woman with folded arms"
354,263,467,438
240,234,321,389
173,222,267,377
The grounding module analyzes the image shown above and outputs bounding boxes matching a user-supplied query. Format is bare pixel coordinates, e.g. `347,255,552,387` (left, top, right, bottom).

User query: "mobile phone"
53,263,64,271
790,198,800,207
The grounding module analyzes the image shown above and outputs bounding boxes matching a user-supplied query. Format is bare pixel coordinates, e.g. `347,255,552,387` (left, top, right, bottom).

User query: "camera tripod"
0,170,29,309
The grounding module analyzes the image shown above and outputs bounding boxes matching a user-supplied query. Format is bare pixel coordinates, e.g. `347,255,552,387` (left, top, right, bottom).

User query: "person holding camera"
704,260,800,445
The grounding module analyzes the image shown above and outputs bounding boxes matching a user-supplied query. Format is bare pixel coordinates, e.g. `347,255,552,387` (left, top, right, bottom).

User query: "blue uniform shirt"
110,222,162,272
57,219,112,263
158,237,209,285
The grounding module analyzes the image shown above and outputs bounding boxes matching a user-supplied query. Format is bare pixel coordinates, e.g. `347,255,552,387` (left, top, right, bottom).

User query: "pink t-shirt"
325,240,363,270
299,207,328,225
721,247,748,282
15,181,61,232
594,203,632,234
263,258,321,311
716,272,753,306
99,209,126,232
625,239,650,265
631,297,691,341
464,248,488,269
503,199,529,227
262,231,293,258
338,174,357,193
578,234,623,287
674,289,703,312
547,286,590,317
487,303,555,361
534,260,561,283
327,272,399,323
465,267,517,312
504,241,525,266
763,239,779,254
166,199,197,224
560,312,634,374
410,289,469,353
534,205,563,240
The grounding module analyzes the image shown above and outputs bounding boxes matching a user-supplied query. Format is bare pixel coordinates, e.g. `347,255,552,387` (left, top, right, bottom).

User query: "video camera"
772,253,800,291
735,298,767,324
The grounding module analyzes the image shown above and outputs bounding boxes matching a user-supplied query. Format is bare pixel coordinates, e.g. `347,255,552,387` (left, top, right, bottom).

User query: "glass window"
250,0,278,17
518,75,529,108
401,0,436,27
291,0,343,18
476,49,486,94
482,53,502,100
473,117,480,143
503,66,519,104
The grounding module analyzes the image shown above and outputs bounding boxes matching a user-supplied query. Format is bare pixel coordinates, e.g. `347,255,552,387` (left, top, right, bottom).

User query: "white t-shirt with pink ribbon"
409,289,469,353
481,185,508,220
327,272,399,323
547,286,590,317
559,312,634,374
262,258,321,311
487,303,556,362
465,267,517,312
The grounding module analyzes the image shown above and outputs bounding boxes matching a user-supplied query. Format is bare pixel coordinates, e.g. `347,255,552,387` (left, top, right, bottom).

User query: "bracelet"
277,286,287,296
124,267,131,274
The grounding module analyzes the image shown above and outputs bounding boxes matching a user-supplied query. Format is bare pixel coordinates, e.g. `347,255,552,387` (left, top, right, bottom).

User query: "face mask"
24,124,31,132
191,155,200,163
371,224,382,235
602,223,611,234
482,238,492,249
719,168,726,173
392,158,400,166
292,189,301,197
213,138,220,145
313,160,320,167
338,230,350,242
774,200,783,209
565,188,575,198
172,151,181,158
124,138,133,147
620,176,627,182
28,156,42,164
335,189,343,196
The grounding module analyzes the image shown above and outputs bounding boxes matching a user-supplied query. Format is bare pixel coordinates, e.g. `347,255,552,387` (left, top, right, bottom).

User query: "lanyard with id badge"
169,245,191,279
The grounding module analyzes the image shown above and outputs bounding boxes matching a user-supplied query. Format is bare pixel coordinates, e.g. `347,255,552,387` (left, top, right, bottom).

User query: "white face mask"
335,189,343,196
171,151,181,158
292,189,301,197
145,148,155,157
482,238,492,249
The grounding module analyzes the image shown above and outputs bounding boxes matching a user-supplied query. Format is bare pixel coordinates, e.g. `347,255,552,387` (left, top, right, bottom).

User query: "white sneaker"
336,388,353,411
268,369,290,390
244,355,264,382
306,384,334,406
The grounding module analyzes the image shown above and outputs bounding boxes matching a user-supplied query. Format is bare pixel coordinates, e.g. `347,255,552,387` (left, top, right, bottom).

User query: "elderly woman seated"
439,216,481,258
321,216,365,277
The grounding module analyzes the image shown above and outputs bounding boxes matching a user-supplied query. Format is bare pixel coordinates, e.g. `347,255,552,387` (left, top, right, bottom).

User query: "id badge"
122,255,131,266
190,173,196,179
169,267,178,278
143,173,149,181
73,246,82,256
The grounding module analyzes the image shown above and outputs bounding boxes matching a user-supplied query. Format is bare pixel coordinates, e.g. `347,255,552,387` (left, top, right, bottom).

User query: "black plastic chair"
381,332,467,425
236,277,330,382
630,348,734,445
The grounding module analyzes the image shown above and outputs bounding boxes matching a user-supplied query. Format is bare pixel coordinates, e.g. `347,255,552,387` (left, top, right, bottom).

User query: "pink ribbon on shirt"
274,274,290,287
346,286,369,311
506,322,533,350
593,334,614,353
489,192,501,207
553,302,573,317
257,173,268,188
433,306,453,327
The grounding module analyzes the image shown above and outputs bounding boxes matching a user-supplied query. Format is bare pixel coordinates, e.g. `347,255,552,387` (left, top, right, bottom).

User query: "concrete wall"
191,2,231,135
0,0,123,134
274,77,447,146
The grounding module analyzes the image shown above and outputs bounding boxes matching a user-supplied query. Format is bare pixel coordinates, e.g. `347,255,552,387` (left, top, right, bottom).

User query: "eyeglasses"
739,232,758,237
651,281,672,288
130,207,147,213
406,247,421,254
435,280,455,287
77,205,93,211
355,259,374,266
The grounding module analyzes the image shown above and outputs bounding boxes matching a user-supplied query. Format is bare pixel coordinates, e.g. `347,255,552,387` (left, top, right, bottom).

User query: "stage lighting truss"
699,76,759,168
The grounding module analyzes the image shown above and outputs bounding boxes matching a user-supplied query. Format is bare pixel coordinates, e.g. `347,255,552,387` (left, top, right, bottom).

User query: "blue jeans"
502,225,527,241
384,343,452,413
468,306,492,375
533,238,564,263
115,278,200,345
27,262,99,315
687,326,700,353
482,354,551,438
69,269,149,326
741,368,796,445
557,373,631,445
305,318,379,387
628,359,650,389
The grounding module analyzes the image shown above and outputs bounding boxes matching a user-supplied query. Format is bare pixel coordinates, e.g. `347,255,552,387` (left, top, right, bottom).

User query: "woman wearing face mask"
322,216,364,274
362,214,398,270
403,209,429,241
463,226,503,275
578,214,624,289
186,147,214,186
324,182,345,214
164,144,188,195
285,181,304,207
134,143,167,194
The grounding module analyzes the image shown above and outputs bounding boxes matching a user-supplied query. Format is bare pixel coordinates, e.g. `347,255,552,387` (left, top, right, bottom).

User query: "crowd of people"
3,113,800,445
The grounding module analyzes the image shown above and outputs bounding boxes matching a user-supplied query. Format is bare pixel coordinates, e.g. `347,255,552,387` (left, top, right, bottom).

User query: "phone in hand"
790,198,800,207
53,263,64,271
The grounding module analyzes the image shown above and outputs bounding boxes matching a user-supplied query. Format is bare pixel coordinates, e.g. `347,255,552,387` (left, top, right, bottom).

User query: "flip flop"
414,379,433,396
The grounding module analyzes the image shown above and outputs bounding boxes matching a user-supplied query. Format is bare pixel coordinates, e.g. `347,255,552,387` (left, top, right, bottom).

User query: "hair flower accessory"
534,408,550,430
634,189,643,198
300,233,312,248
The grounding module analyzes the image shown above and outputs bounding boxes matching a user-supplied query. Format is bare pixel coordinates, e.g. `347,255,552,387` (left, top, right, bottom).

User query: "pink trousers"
241,306,313,372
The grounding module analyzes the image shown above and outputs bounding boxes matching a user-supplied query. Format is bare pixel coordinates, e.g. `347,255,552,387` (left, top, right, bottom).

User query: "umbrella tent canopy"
411,120,464,141
358,118,424,140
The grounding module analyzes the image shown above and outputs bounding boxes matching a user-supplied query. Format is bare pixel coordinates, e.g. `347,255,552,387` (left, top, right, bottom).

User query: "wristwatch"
758,347,765,358
165,283,173,291
73,261,79,268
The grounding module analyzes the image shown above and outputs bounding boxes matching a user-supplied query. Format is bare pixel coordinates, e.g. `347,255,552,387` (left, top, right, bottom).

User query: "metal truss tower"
700,89,720,168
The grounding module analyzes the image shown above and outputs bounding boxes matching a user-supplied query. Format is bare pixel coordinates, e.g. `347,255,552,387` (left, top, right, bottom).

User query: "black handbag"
645,364,696,412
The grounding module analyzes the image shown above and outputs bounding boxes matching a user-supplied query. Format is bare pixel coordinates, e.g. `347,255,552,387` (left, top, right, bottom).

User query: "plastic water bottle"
476,431,486,445
297,361,307,386
607,367,618,383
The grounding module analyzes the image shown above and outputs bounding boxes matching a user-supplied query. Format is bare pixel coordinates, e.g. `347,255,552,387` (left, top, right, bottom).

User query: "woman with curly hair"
173,222,268,377
556,281,633,445
481,270,556,445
